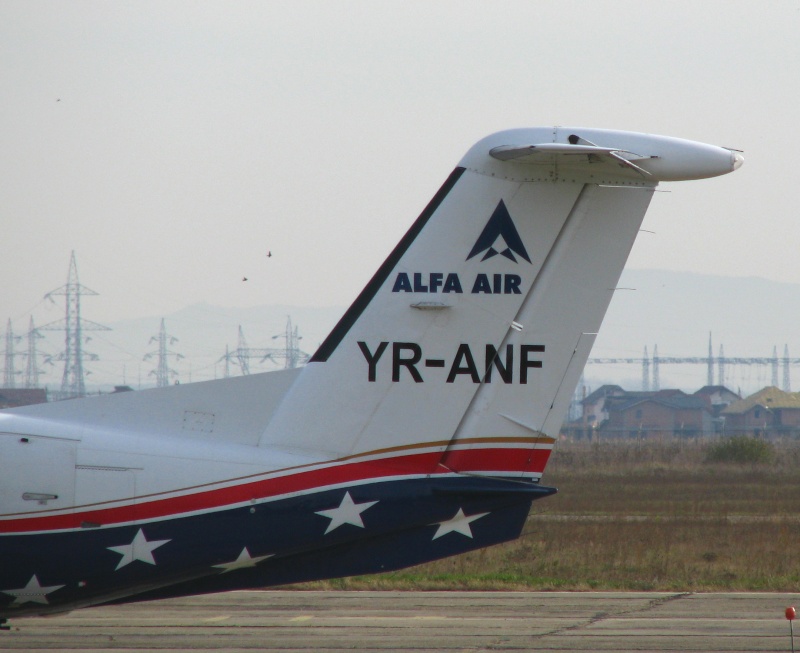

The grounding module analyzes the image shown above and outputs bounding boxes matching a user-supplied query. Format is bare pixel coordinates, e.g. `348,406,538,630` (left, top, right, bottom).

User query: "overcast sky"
2,1,797,333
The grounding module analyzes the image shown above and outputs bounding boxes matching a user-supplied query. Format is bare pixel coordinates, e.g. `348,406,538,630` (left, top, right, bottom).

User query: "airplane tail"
0,127,742,615
259,126,742,480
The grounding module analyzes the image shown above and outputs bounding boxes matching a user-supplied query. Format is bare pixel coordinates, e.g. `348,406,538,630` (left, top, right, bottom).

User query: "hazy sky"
2,1,798,332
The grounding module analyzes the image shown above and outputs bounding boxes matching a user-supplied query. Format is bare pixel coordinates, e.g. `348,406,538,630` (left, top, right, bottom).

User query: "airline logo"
391,200,531,295
466,200,531,263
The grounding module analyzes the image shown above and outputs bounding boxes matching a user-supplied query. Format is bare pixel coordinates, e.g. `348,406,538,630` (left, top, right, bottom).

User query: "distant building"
599,390,711,439
581,384,626,428
721,386,800,438
693,385,741,416
0,388,48,409
564,384,741,440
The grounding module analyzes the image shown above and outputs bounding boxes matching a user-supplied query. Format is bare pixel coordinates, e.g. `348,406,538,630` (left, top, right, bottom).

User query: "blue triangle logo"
466,200,531,264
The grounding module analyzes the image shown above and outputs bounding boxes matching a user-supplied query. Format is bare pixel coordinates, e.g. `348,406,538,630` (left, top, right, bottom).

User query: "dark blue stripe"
0,473,547,617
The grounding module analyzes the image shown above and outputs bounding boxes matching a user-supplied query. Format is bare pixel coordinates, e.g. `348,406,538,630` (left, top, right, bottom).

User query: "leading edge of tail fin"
260,127,742,474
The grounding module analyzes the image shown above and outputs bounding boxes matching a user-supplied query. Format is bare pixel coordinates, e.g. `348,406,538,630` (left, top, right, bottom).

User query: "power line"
588,335,798,392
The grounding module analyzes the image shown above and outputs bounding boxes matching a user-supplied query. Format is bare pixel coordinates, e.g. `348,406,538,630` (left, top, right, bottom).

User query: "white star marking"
212,547,274,573
1,574,65,606
431,508,490,540
107,528,171,570
315,491,378,534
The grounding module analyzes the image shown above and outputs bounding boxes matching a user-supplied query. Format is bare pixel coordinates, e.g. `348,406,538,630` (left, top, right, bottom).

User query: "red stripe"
443,446,551,474
0,446,550,534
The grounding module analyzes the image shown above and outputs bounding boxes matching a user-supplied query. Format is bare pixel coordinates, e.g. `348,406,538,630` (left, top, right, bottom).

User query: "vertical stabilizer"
259,127,742,478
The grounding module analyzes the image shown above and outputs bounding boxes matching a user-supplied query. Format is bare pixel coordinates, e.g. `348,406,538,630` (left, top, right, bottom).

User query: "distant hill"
28,270,800,395
588,269,800,394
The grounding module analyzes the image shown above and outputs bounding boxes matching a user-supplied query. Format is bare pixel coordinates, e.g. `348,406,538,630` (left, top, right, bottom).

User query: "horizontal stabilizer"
490,142,639,159
481,127,742,182
490,143,653,177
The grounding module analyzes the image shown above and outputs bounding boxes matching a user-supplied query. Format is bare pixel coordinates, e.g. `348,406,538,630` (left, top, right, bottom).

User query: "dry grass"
544,439,800,517
296,438,800,591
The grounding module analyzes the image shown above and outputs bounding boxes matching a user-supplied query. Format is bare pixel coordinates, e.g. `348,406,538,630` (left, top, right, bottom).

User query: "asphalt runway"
0,590,797,652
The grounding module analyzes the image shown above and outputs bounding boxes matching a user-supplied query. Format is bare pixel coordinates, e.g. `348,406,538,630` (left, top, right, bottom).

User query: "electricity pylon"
24,317,47,388
219,317,309,376
143,318,182,387
267,316,309,369
3,318,21,388
39,251,110,399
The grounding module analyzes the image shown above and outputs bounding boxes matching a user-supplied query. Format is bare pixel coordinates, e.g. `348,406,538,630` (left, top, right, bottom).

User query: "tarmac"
0,590,797,652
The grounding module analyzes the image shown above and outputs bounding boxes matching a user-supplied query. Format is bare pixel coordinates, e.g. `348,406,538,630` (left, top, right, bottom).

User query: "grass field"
300,438,800,591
